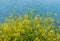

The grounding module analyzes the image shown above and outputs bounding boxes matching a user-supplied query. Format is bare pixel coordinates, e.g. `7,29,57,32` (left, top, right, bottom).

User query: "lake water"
0,0,60,23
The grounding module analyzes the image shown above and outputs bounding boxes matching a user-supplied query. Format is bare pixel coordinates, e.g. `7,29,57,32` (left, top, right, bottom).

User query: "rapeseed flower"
0,9,60,41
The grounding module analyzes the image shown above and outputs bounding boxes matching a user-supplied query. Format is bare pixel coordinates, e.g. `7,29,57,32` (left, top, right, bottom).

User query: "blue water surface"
0,0,60,23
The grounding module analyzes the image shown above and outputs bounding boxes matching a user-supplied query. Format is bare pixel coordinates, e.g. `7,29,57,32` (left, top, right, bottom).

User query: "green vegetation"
0,9,60,41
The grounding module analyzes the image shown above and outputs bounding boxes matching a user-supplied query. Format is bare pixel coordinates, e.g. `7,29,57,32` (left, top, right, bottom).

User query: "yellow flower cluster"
0,10,60,41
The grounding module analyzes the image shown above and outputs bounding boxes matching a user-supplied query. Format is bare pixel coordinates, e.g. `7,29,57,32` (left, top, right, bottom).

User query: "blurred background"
0,0,60,23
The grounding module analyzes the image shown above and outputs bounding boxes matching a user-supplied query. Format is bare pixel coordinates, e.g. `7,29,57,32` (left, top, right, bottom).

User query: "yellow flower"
23,19,29,24
0,10,60,41
34,37,41,41
21,29,25,33
36,24,40,27
57,34,60,38
4,24,8,27
49,18,54,22
39,29,45,33
18,23,23,27
47,25,52,30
